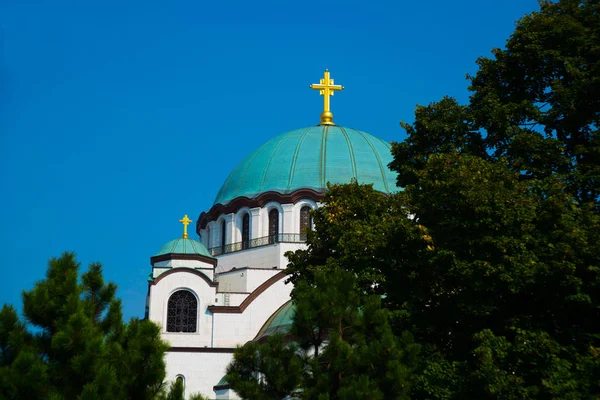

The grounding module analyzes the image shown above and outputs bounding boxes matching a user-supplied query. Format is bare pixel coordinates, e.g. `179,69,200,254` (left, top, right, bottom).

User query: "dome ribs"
258,131,292,196
320,126,328,188
217,144,264,205
353,129,390,193
338,126,358,180
286,126,311,192
209,126,397,209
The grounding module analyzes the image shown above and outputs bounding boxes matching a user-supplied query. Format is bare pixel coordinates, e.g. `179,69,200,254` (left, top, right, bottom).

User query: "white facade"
199,200,317,251
146,202,315,399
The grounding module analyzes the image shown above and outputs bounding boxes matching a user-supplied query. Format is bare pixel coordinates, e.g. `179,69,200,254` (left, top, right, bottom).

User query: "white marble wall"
148,269,216,347
165,351,237,400
151,199,317,399
212,277,292,347
213,241,307,274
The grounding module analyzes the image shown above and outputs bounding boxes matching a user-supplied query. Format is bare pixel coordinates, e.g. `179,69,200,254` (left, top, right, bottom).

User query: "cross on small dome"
179,214,192,238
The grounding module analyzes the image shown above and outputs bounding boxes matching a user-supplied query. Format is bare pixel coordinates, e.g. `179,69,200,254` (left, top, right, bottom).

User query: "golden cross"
179,214,192,239
310,69,344,125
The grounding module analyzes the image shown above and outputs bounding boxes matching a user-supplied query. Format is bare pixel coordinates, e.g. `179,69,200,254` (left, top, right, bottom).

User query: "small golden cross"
310,69,344,125
179,214,192,239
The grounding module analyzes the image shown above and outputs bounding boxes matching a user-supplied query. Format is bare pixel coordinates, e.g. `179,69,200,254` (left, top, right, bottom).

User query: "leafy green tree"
392,0,600,207
288,168,599,398
391,1,599,397
469,0,600,205
231,1,600,398
0,252,170,400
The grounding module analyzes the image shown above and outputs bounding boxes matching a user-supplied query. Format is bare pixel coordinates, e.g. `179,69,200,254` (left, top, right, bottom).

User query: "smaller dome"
255,300,295,341
155,237,212,258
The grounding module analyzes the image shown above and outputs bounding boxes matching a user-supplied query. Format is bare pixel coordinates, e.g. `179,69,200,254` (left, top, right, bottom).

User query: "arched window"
176,375,185,390
167,290,197,333
300,206,312,240
242,213,250,249
221,219,227,247
268,209,279,244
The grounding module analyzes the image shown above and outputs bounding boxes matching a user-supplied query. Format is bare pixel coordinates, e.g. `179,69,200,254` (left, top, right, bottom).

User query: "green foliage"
389,1,600,397
470,0,600,204
165,379,185,400
230,1,600,398
226,269,419,399
225,333,303,400
392,0,600,207
287,181,419,293
187,392,210,400
293,2,599,398
0,252,170,400
155,377,210,400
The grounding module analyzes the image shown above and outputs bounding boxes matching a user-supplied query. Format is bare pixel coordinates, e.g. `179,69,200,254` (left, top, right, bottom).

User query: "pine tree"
0,252,170,400
226,269,420,399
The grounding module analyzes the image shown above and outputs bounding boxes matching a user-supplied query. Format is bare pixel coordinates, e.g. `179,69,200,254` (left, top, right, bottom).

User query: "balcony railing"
209,233,307,256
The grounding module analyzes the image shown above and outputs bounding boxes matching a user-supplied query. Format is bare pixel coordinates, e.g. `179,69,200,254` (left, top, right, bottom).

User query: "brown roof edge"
197,188,324,232
150,268,218,287
208,271,287,314
150,252,217,267
168,347,236,353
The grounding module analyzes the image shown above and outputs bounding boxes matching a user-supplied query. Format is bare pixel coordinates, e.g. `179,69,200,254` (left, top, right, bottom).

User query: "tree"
232,1,600,398
225,334,303,399
226,269,420,400
155,377,210,400
0,252,170,400
469,0,600,206
392,0,600,207
289,2,599,397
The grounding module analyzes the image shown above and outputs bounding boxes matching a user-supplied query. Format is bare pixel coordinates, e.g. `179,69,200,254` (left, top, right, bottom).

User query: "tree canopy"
0,252,170,400
225,269,419,400
227,0,600,399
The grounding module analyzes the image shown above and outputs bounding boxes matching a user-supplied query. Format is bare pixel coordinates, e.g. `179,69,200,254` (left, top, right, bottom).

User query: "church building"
145,70,398,399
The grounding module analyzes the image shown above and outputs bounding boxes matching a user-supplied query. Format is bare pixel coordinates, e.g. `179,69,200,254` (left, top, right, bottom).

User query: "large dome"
213,125,397,206
254,300,295,341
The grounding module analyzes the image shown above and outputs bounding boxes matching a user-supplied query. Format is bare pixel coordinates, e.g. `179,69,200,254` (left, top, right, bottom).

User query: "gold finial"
310,69,344,125
179,214,192,239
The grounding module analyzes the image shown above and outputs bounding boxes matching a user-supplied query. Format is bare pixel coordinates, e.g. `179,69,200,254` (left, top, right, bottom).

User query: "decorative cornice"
217,267,284,276
168,347,236,353
197,188,324,232
149,268,218,288
208,271,287,314
150,252,217,266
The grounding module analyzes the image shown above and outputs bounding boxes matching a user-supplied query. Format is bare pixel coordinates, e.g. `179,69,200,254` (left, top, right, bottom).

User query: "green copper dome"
255,300,295,341
214,125,398,206
155,237,213,258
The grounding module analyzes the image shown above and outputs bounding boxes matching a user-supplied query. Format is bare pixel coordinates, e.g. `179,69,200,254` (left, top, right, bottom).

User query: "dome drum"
198,125,397,232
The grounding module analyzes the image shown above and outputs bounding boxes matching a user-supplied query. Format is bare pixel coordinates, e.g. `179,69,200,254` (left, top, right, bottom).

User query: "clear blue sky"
1,0,540,320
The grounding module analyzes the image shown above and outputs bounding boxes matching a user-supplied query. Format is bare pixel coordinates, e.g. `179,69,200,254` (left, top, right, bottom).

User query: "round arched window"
300,206,312,239
268,209,279,243
166,290,198,333
242,213,250,249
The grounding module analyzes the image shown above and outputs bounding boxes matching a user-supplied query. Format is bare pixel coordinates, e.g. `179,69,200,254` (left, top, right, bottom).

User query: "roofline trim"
208,271,287,314
168,347,236,353
197,188,324,231
150,252,217,266
149,268,218,287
